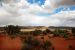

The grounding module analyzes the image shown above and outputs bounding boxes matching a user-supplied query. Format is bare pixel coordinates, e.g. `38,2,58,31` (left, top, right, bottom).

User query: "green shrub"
33,30,42,36
4,25,20,36
42,41,52,50
72,28,75,36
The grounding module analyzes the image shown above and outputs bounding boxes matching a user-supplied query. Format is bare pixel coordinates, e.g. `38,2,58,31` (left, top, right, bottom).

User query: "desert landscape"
0,0,75,50
0,25,75,50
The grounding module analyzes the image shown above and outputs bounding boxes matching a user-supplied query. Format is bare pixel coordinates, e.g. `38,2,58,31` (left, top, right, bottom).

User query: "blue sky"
0,0,75,26
27,0,45,6
53,6,75,14
26,0,75,16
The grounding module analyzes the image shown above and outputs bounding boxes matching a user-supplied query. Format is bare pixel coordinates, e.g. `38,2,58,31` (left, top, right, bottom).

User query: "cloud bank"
0,0,75,26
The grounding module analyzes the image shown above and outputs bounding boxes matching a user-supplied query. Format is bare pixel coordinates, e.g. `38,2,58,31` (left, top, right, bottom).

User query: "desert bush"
33,29,42,36
41,36,44,39
72,28,75,36
68,45,73,49
32,39,40,46
4,25,20,35
44,41,52,47
45,29,51,33
43,29,52,35
52,46,55,50
42,41,52,50
43,31,47,35
57,30,68,38
22,37,40,50
53,30,59,37
22,43,33,50
68,45,74,50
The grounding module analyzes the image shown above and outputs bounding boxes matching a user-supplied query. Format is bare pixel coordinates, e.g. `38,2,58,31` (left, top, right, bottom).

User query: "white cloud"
45,9,75,26
1,8,75,26
1,0,56,14
0,0,75,26
0,8,11,16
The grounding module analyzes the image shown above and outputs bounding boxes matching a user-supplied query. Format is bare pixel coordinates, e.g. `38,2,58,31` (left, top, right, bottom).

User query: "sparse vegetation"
0,25,75,50
33,29,42,36
57,30,68,38
4,25,21,39
43,29,52,35
72,28,75,36
53,30,59,37
4,25,20,35
52,46,55,50
43,31,47,35
41,36,44,39
68,45,73,50
45,29,51,33
22,43,34,50
22,36,40,50
42,40,52,50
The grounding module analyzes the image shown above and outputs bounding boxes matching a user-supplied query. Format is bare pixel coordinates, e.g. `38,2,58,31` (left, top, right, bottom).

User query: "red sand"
50,37,75,50
0,35,75,50
0,35,22,50
34,35,75,50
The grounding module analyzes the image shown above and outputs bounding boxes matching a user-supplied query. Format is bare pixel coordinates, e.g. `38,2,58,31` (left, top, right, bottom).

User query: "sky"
0,0,75,26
